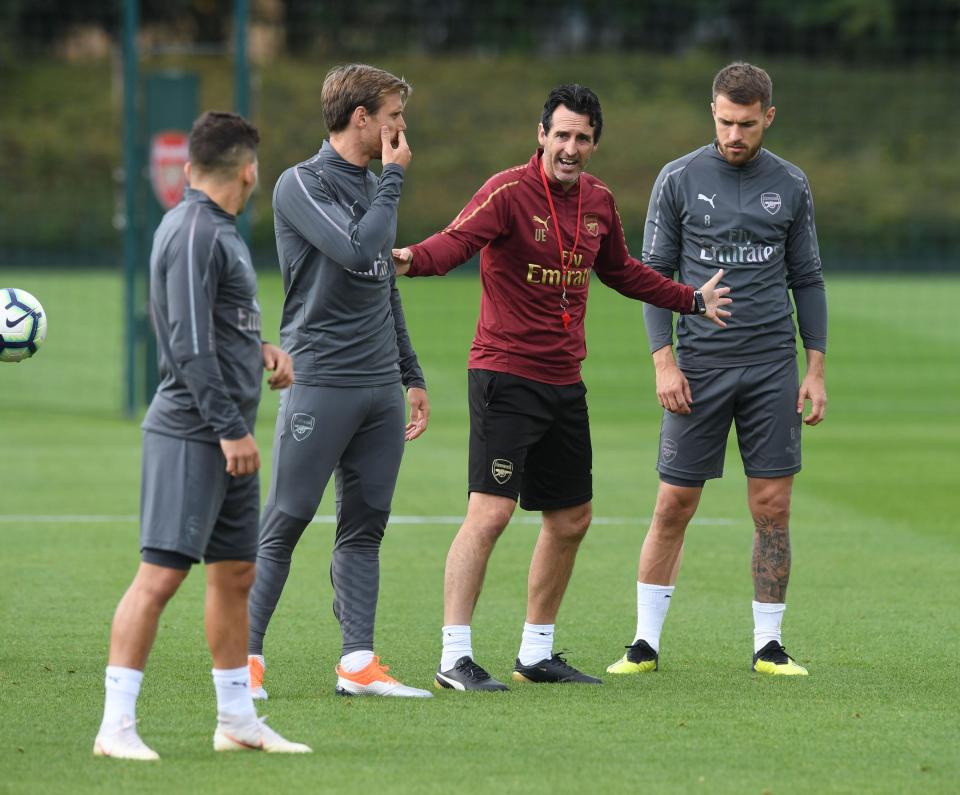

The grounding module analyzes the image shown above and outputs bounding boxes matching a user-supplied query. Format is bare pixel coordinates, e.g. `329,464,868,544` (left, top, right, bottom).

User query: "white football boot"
93,716,160,761
213,715,312,754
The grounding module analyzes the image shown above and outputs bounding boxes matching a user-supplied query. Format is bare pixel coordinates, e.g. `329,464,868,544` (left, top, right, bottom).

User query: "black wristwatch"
693,290,707,315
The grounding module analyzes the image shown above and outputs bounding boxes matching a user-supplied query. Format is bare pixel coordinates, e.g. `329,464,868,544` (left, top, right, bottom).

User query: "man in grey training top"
247,64,431,698
606,62,827,677
94,111,309,759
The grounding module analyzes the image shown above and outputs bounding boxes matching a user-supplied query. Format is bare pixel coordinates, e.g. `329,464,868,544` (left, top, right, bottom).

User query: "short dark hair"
188,111,259,177
321,63,412,133
541,84,603,144
712,62,773,109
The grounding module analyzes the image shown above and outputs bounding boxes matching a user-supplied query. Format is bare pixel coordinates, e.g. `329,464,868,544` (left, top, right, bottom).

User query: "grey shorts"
657,357,802,483
140,430,260,565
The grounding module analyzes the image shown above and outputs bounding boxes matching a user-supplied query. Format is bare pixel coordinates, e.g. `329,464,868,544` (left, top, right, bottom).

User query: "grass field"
1,269,958,794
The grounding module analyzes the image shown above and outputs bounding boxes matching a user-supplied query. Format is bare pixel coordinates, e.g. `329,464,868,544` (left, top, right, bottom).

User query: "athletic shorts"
467,369,592,512
139,430,259,566
657,357,802,483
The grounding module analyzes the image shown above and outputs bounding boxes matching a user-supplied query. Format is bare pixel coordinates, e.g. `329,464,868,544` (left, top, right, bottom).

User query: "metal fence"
2,0,958,271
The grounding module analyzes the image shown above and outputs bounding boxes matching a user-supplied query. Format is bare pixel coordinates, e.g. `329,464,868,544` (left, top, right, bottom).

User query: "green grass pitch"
1,269,958,794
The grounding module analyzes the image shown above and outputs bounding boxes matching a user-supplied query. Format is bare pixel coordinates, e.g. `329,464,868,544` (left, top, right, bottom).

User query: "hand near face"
381,127,412,170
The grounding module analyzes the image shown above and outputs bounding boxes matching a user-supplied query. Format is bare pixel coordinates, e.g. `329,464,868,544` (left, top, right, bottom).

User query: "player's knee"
134,567,186,607
571,505,592,538
464,495,515,540
750,494,791,528
543,502,592,544
750,489,790,529
334,510,388,551
234,561,256,593
207,561,256,599
258,509,309,560
456,514,509,552
563,503,593,539
748,478,793,526
468,515,510,546
654,488,699,529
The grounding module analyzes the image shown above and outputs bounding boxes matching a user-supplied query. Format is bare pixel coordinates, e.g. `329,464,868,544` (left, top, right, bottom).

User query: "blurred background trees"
2,0,957,270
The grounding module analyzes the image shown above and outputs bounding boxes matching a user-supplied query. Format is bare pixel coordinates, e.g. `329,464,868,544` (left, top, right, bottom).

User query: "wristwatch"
693,290,707,315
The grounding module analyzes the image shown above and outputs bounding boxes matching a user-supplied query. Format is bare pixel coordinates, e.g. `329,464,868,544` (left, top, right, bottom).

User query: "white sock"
634,582,675,652
100,665,143,734
212,667,257,723
440,625,473,671
517,623,554,666
753,601,786,652
339,650,374,673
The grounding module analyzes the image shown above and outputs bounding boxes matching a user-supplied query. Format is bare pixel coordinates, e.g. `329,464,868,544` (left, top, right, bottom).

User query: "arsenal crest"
290,412,316,442
761,192,782,215
149,130,190,210
491,458,514,484
660,438,678,463
583,213,599,237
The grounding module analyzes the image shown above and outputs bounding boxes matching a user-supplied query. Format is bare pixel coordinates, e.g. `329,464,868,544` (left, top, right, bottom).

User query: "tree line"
2,0,958,62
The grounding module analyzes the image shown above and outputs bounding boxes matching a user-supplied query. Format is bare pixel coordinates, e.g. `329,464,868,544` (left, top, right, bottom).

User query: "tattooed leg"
747,476,794,603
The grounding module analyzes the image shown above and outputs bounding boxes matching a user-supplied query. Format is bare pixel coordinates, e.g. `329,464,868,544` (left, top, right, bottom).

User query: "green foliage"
0,59,117,250
1,269,959,793
1,52,958,267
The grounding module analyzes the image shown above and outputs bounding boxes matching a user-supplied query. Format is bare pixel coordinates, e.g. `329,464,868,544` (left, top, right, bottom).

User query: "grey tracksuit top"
272,141,424,389
143,188,262,443
643,143,827,369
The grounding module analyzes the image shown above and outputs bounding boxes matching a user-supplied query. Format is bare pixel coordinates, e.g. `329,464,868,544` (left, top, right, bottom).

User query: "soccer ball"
0,288,47,363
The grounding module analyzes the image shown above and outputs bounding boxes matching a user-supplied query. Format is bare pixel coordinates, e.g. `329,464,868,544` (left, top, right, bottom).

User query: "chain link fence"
1,0,958,270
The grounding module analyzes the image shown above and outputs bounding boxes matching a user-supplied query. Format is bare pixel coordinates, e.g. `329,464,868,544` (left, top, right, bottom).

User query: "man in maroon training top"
393,84,731,690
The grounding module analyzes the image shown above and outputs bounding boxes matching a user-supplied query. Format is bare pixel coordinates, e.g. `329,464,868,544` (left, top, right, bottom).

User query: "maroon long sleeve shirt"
408,151,695,385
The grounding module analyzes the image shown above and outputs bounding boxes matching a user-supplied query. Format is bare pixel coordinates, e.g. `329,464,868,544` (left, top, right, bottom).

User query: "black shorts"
467,369,592,512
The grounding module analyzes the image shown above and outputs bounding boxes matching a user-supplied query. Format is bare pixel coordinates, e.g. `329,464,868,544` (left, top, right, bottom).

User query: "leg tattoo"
752,514,791,602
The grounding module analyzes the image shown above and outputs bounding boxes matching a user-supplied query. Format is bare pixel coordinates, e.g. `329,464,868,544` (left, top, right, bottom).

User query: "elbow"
338,247,384,272
789,275,825,292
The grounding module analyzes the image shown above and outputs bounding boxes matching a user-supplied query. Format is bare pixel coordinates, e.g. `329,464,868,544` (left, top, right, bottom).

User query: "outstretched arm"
696,269,733,328
394,172,514,277
392,246,414,275
591,188,691,313
593,193,732,323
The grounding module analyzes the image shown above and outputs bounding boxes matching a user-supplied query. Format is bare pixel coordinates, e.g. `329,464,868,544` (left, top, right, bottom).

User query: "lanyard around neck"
538,157,583,330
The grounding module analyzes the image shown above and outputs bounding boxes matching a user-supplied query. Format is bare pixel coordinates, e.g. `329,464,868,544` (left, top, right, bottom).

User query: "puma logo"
533,214,550,231
697,193,717,208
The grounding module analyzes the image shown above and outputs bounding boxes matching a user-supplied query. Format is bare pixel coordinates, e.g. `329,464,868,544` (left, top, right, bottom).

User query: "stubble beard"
721,136,763,166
